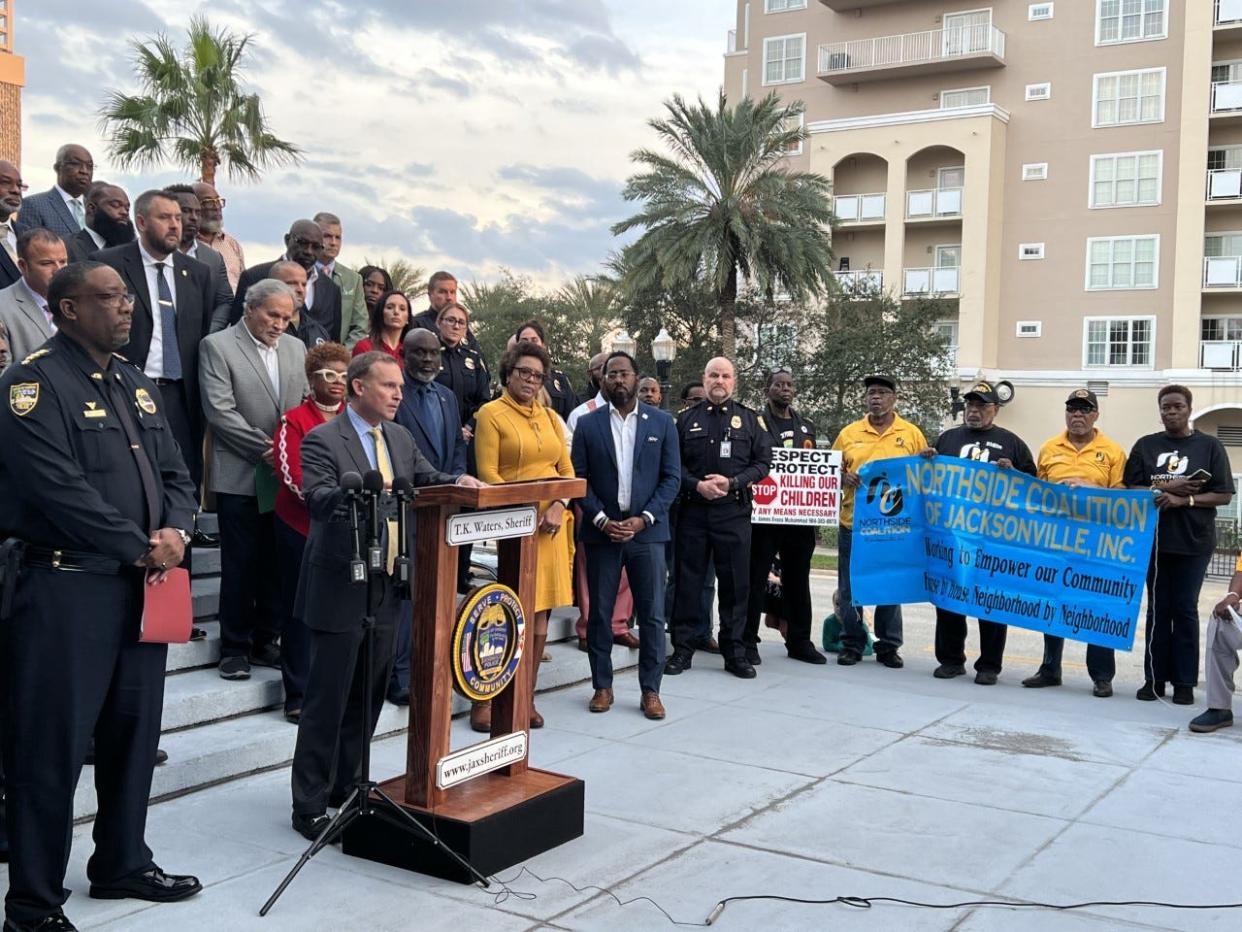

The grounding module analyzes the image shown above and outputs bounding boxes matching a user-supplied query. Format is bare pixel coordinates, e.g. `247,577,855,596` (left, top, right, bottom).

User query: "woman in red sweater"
274,341,351,722
351,288,411,360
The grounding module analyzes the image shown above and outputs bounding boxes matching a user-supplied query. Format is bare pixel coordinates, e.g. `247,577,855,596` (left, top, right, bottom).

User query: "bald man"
228,219,343,334
193,180,246,290
0,160,27,288
17,143,94,239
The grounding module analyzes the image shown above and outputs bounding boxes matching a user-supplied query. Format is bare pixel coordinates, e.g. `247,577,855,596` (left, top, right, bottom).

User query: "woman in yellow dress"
472,340,574,731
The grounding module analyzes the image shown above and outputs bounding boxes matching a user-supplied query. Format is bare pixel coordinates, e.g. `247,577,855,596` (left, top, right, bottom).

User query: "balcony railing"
906,187,963,219
1204,256,1242,287
1212,80,1242,113
903,267,960,296
1218,0,1242,26
833,270,884,294
1201,340,1242,369
832,192,886,223
1207,168,1242,200
727,29,737,53
818,24,1005,81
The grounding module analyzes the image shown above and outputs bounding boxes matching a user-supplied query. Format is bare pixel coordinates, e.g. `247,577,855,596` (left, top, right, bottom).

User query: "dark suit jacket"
230,259,341,342
394,375,466,475
17,188,78,240
296,413,456,632
65,227,102,264
570,401,681,545
188,241,235,333
94,242,214,436
0,217,28,289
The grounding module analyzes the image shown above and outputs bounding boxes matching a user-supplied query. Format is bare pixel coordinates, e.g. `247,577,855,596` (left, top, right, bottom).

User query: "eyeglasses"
312,368,348,384
61,159,94,171
0,178,27,191
513,366,546,384
290,237,322,250
199,197,226,208
68,291,136,308
440,317,468,328
605,370,635,381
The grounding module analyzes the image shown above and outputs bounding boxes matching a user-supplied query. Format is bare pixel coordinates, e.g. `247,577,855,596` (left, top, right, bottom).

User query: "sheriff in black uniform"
431,304,491,439
666,356,772,678
0,262,201,931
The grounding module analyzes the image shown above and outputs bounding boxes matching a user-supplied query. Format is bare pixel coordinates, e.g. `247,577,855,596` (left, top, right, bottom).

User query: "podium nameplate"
446,506,537,545
436,732,529,790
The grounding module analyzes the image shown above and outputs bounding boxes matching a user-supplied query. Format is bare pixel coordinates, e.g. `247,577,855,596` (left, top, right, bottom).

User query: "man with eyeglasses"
0,159,29,290
0,261,202,930
228,221,343,343
18,144,94,240
192,181,245,291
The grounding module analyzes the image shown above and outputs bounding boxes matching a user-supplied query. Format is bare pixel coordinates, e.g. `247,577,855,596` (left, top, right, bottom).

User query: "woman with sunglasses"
352,289,411,361
273,342,351,723
471,341,576,732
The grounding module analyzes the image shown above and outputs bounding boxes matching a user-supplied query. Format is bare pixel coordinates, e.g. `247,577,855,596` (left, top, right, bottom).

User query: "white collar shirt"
85,226,105,250
609,403,640,512
242,319,280,395
137,240,176,379
18,278,55,332
285,255,317,308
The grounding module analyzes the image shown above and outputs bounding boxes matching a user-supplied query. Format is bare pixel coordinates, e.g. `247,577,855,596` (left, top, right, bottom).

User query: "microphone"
391,477,414,589
362,470,385,573
340,472,366,584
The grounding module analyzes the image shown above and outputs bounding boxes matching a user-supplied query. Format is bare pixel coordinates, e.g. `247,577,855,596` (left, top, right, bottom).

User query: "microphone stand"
261,475,489,918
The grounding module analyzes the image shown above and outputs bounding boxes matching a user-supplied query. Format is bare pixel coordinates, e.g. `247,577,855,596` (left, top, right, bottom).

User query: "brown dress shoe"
470,701,491,733
640,691,666,720
588,688,614,712
613,632,641,649
577,638,589,652
699,637,721,654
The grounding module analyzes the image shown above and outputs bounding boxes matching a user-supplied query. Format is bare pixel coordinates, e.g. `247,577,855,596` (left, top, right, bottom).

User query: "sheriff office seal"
9,383,39,416
451,583,525,702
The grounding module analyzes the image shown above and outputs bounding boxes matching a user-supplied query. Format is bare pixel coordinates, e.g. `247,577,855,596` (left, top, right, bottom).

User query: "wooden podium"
342,478,587,883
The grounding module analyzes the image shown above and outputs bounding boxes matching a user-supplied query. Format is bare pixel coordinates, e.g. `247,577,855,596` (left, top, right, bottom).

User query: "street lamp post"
651,327,677,410
612,329,636,357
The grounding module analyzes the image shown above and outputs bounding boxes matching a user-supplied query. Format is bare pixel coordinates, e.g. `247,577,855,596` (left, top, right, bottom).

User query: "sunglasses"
312,368,348,384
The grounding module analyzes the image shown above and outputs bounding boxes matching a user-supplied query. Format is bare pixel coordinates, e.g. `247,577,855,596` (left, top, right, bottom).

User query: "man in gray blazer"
199,279,309,681
18,144,93,239
165,184,233,331
0,229,67,362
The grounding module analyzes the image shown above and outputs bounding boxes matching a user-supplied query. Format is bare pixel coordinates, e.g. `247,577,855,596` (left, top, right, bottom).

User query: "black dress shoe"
89,866,202,902
249,643,281,669
744,645,762,665
786,641,827,665
387,686,410,706
1092,680,1113,698
291,812,333,842
189,626,207,641
3,910,77,931
876,651,904,669
837,648,862,666
1172,685,1194,705
1136,681,1165,701
724,658,757,679
155,748,168,766
933,663,966,679
974,670,998,686
284,708,302,724
190,529,219,548
664,650,693,675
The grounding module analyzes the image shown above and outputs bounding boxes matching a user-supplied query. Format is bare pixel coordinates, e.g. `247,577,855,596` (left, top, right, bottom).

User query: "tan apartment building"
723,0,1242,495
0,0,23,165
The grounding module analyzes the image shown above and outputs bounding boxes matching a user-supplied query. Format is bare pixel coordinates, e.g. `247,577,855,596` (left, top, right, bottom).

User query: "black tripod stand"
260,473,491,917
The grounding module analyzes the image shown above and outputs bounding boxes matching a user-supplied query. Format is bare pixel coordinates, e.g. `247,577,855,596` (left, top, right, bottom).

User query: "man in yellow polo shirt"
831,375,927,667
1025,388,1126,697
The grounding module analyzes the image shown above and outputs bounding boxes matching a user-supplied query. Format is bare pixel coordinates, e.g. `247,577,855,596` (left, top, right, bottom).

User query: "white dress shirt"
609,403,639,512
138,240,177,380
242,319,281,395
84,227,105,250
286,255,317,308
18,278,55,333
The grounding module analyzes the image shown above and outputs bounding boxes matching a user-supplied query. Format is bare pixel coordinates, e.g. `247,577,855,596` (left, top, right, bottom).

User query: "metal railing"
818,24,1005,76
1204,256,1242,288
1207,168,1242,199
832,192,886,223
1212,80,1242,113
903,267,960,296
906,186,963,219
1201,340,1242,369
833,270,883,294
1218,0,1242,26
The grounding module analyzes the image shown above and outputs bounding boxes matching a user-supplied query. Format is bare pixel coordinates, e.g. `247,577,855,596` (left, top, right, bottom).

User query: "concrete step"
189,546,221,577
196,511,218,536
192,576,220,621
72,637,622,820
167,622,220,672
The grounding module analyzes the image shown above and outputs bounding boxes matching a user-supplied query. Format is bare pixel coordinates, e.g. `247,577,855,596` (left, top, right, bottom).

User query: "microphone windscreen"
392,476,414,495
340,471,363,491
362,470,385,494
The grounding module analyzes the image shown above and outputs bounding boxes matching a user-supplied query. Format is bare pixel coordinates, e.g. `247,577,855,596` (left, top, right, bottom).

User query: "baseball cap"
1065,388,1098,410
964,380,1000,405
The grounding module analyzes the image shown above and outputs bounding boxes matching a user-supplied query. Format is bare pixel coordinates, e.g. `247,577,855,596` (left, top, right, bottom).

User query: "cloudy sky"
18,0,729,286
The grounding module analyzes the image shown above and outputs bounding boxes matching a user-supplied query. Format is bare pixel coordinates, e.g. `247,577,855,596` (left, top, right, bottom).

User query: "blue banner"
851,456,1157,650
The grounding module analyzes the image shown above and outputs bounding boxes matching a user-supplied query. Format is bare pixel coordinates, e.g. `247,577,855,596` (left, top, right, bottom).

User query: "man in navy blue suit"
0,159,29,290
571,351,681,720
388,328,467,704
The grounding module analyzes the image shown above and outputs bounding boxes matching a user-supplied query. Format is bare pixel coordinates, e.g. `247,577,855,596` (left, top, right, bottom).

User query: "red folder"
140,567,192,644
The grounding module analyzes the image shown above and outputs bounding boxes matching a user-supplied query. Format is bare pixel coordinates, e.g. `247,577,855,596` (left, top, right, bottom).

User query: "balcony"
1217,0,1242,27
903,267,960,297
1204,256,1242,288
832,192,886,225
1207,168,1242,201
819,0,906,10
1212,80,1242,116
833,269,884,295
817,24,1006,85
906,187,963,221
1201,340,1242,369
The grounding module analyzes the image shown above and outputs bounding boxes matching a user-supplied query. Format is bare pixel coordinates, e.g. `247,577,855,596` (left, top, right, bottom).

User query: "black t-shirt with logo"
761,405,817,449
933,424,1037,476
1123,429,1235,555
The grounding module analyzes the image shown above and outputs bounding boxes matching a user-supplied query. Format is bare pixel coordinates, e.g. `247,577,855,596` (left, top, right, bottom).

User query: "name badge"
719,440,732,459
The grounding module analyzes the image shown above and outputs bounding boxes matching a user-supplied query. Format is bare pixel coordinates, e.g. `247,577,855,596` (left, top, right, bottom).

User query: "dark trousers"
744,524,816,648
389,600,413,694
152,379,201,489
1038,637,1115,683
934,609,1008,674
291,581,400,816
664,505,715,642
3,570,165,925
1143,550,1212,688
585,539,667,694
837,525,903,654
275,517,312,712
671,502,751,662
216,492,280,659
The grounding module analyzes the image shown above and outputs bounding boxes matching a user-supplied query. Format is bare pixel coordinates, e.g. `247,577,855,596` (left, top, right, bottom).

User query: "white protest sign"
751,448,842,526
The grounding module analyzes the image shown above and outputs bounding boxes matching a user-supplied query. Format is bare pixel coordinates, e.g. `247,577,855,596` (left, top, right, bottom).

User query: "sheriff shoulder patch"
135,387,158,414
10,383,39,416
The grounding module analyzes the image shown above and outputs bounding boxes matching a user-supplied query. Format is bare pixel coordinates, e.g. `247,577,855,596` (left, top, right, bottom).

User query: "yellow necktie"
369,427,399,574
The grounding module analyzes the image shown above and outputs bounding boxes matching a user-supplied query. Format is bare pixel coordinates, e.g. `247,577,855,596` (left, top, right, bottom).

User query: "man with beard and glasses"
0,159,28,289
67,183,134,262
192,181,245,291
229,221,342,344
163,185,233,333
0,229,68,361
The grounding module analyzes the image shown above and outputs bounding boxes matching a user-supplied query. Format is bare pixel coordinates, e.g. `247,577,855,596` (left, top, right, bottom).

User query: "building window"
1089,151,1162,208
1026,82,1052,101
764,0,807,10
1016,321,1042,337
1093,68,1166,127
1022,162,1049,181
1096,0,1167,45
1084,317,1154,367
1019,243,1046,260
780,113,805,156
1029,2,1054,19
940,86,990,109
1086,235,1159,289
763,34,805,85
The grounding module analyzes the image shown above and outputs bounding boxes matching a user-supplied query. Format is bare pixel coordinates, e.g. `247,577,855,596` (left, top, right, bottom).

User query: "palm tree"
612,91,834,358
99,16,301,184
362,257,426,297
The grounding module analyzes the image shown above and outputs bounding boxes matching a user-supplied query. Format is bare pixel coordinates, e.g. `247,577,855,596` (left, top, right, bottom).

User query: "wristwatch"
174,528,191,546
1188,495,1196,509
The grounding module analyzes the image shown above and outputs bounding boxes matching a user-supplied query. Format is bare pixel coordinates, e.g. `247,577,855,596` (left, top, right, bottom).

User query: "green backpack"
821,611,875,655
